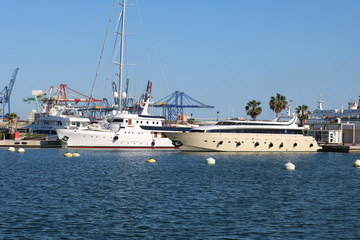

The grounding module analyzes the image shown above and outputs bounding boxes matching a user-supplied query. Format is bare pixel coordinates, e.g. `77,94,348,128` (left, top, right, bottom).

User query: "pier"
0,139,62,148
319,144,360,153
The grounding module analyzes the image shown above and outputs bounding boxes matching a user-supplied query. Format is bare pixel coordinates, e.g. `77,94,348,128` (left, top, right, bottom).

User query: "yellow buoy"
72,152,80,157
206,157,216,165
285,162,295,171
8,147,16,152
147,157,156,163
64,152,73,157
353,159,360,168
17,148,25,153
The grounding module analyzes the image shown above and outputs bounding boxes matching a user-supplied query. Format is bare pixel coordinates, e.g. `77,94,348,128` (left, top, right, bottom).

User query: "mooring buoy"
8,147,16,152
72,152,80,157
353,159,360,168
206,157,216,165
285,162,295,171
64,152,73,157
17,148,25,153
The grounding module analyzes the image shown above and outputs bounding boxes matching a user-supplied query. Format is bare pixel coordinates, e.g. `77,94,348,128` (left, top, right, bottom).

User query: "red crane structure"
53,84,102,104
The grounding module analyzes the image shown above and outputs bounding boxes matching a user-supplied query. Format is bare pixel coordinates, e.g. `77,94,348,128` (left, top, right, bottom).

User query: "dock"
0,139,62,148
319,144,360,153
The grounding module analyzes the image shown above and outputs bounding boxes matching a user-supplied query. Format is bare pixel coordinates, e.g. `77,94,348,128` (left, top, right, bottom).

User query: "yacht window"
216,122,236,125
113,119,124,123
206,129,302,134
190,129,205,133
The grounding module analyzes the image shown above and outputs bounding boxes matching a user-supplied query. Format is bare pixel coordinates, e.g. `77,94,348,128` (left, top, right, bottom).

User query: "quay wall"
0,140,62,148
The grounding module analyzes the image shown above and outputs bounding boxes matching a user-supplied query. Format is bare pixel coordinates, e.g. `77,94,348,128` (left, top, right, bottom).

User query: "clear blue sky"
1,0,359,120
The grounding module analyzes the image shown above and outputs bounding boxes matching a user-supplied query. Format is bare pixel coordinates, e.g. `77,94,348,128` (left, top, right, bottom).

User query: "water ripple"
1,149,360,239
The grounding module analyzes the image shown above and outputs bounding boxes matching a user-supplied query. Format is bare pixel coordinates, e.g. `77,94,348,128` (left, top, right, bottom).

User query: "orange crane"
53,84,102,104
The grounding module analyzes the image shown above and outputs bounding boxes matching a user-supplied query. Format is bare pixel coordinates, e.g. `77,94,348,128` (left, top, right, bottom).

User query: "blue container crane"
153,91,214,122
1,68,19,121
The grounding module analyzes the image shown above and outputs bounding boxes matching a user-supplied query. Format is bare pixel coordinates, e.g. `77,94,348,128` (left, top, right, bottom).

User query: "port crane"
23,84,102,115
153,91,214,122
0,68,19,121
23,86,56,113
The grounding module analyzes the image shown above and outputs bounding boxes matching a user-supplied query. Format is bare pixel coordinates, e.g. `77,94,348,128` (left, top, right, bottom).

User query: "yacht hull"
57,128,176,149
165,132,320,152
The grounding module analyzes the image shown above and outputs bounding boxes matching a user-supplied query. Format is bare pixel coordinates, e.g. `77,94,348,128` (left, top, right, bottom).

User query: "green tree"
8,113,18,133
296,105,311,126
269,93,288,118
245,100,262,120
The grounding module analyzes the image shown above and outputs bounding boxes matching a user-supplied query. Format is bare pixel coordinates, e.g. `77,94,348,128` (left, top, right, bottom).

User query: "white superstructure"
24,107,90,140
307,96,360,144
309,96,360,124
165,117,320,152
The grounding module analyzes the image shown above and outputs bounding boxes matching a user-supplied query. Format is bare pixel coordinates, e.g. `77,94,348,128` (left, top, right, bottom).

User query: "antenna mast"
118,0,127,112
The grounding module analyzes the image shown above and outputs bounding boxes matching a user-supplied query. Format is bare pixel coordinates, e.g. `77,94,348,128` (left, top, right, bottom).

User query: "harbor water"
1,149,360,239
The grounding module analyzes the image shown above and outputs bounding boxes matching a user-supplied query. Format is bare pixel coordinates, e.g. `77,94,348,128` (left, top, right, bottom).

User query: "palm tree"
8,113,18,133
269,93,288,118
245,100,262,120
296,105,311,126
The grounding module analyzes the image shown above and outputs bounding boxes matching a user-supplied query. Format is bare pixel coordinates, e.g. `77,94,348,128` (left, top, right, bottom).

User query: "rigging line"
135,1,170,103
87,0,117,113
103,7,122,105
155,48,171,97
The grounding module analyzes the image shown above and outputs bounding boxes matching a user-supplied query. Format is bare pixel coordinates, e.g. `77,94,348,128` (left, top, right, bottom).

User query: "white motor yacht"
165,116,320,152
24,107,90,140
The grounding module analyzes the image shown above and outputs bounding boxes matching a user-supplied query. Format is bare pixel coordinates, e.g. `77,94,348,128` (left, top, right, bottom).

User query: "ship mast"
118,0,127,112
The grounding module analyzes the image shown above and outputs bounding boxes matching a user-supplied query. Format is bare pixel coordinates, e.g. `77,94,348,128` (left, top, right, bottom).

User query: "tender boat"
165,116,320,152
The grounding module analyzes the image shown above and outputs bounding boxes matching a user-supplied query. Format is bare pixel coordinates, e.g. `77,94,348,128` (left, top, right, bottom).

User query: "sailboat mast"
118,0,127,112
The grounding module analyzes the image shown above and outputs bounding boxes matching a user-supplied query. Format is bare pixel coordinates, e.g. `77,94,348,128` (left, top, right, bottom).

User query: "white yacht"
165,116,320,152
56,0,189,149
24,107,90,140
56,110,178,149
56,81,192,149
